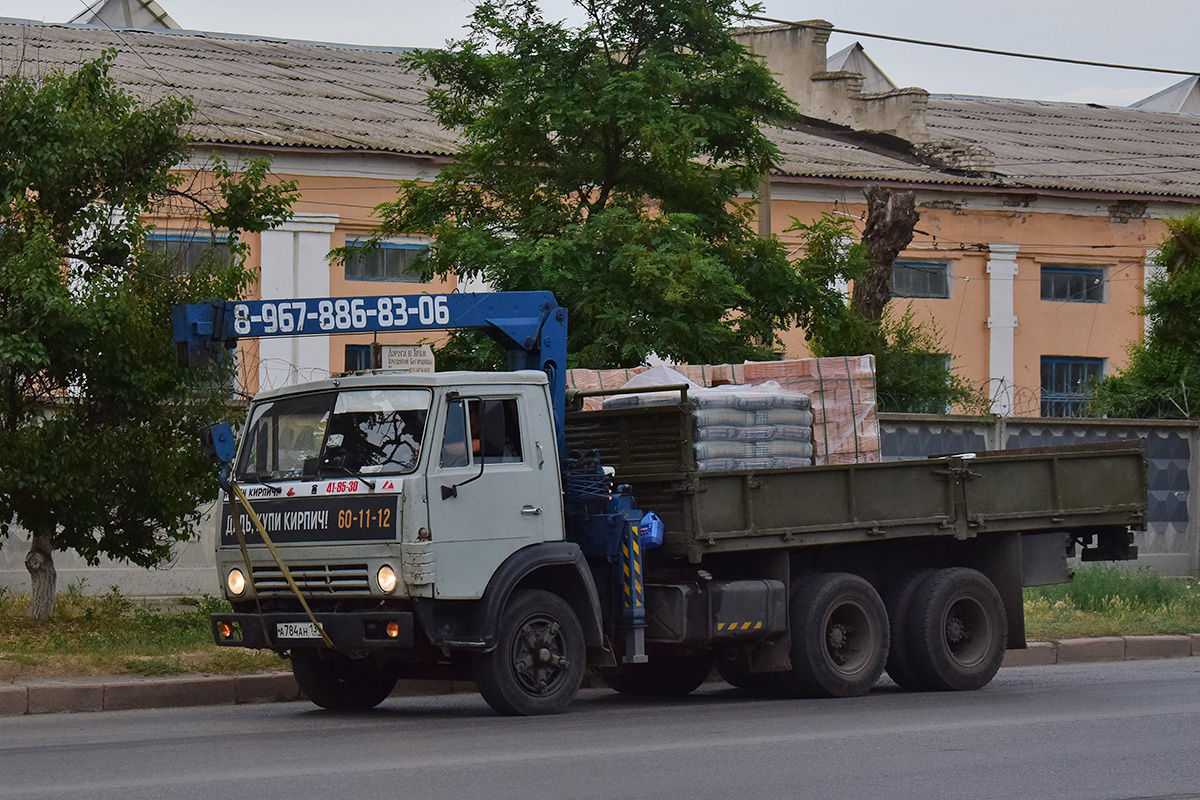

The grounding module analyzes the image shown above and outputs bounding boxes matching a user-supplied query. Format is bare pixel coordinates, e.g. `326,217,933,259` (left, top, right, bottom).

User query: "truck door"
425,391,560,598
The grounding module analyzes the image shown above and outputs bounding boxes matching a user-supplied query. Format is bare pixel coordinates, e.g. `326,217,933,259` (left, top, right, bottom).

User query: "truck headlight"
227,568,247,597
377,565,398,594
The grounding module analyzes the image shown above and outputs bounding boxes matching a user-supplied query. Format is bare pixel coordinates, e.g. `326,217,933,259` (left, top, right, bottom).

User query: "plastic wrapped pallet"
741,356,879,466
567,366,649,411
601,367,814,472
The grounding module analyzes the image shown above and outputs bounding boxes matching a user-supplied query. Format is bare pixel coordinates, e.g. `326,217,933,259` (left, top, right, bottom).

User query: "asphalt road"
2,659,1198,800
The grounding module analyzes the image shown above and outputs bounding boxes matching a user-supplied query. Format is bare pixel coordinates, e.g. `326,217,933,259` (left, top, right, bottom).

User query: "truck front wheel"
291,650,398,711
784,572,888,698
472,589,585,716
906,567,1007,691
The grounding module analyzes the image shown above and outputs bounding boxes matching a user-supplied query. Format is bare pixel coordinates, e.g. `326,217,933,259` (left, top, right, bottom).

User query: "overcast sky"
2,0,1196,106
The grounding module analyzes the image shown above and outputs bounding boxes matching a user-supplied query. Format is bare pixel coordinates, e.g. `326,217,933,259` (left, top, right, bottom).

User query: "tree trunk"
25,535,57,621
851,187,920,323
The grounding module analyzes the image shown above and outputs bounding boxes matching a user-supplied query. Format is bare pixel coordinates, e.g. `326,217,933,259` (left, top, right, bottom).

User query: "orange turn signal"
217,621,234,639
386,621,400,639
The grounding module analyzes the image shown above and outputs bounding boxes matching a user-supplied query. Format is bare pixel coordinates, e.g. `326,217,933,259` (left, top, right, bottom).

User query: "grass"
1024,564,1200,641
0,583,283,681
1,565,1197,679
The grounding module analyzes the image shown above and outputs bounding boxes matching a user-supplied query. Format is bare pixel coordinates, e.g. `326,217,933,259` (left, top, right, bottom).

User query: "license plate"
276,621,321,639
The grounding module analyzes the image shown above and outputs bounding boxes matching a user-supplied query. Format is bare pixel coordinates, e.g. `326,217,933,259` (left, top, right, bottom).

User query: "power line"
742,16,1200,78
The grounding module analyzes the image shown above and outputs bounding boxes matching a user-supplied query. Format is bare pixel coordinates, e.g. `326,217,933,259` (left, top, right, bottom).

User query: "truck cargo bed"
565,403,1147,563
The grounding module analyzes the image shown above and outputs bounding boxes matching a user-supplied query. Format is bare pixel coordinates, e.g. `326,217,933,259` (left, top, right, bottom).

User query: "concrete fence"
1,415,1196,598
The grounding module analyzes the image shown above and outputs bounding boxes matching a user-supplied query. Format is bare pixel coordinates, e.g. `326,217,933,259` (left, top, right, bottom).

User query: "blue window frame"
1041,266,1104,302
892,261,950,298
344,242,427,282
146,232,231,274
1041,356,1104,417
344,344,373,372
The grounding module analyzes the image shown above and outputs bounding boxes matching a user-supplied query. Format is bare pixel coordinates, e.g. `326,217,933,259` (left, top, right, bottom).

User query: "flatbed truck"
176,291,1146,715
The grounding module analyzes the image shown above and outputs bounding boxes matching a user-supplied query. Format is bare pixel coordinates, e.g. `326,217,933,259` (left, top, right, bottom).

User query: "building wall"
172,151,458,393
769,185,1181,415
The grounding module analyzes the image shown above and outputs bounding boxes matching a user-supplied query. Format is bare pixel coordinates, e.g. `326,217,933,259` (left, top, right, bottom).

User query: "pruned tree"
0,52,296,619
851,187,920,324
790,207,982,414
364,0,850,368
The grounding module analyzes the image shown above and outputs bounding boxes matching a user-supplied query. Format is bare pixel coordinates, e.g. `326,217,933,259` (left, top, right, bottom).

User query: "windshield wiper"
237,473,284,486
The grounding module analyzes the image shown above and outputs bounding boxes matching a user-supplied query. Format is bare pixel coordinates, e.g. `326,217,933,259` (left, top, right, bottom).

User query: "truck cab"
214,369,606,715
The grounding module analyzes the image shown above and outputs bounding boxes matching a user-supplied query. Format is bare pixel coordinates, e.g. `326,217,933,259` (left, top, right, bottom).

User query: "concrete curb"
3,636,1197,716
999,633,1200,669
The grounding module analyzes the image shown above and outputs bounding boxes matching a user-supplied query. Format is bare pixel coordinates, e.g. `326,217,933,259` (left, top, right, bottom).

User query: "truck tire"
784,572,888,698
291,650,398,711
472,589,585,716
603,651,715,696
906,567,1007,691
883,568,936,691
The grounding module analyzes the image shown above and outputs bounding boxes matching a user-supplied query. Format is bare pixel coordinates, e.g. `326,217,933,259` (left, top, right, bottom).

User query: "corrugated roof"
3,20,1198,199
766,124,986,187
925,96,1200,198
0,19,459,156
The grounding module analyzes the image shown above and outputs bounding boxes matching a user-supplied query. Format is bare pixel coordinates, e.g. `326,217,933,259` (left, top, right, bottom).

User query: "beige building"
3,18,1200,415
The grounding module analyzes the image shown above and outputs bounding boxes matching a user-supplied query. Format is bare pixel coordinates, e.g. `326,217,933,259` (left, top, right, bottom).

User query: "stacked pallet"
567,355,879,466
741,356,880,465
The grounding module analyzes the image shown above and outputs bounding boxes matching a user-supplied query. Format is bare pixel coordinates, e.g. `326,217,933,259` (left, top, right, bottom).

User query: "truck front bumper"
211,611,415,650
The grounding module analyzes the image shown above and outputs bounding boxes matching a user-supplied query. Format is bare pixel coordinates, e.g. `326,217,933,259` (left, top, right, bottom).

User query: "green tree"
790,213,983,414
366,0,848,368
1092,214,1200,418
0,53,296,619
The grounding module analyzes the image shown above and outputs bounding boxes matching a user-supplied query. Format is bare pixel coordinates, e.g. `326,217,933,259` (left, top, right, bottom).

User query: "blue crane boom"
173,291,570,458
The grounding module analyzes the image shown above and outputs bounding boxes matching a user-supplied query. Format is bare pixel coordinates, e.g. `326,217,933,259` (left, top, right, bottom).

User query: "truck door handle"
521,506,543,516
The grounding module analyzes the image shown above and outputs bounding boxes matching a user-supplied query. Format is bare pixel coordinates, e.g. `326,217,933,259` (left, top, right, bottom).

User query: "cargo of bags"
567,355,880,466
598,366,814,472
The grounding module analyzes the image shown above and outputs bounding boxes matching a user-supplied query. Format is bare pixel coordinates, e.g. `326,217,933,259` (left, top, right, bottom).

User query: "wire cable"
741,15,1200,78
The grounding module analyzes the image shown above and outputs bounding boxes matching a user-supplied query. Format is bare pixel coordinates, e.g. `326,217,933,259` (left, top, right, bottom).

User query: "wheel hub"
513,616,570,696
828,623,850,652
945,615,967,644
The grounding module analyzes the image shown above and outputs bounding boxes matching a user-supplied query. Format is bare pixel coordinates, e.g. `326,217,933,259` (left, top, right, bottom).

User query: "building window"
344,242,427,282
146,232,231,274
1041,356,1104,417
344,344,373,372
1041,266,1104,302
892,261,950,299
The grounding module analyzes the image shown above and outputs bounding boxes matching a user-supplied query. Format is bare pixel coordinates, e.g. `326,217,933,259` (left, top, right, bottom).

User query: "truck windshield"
236,388,431,481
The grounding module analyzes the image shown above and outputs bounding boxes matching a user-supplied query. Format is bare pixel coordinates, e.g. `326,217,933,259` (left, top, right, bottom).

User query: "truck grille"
251,563,370,595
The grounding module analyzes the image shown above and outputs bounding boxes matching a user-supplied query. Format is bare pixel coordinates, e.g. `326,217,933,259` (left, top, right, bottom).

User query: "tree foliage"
368,0,849,367
790,213,984,414
1092,214,1200,418
0,53,296,617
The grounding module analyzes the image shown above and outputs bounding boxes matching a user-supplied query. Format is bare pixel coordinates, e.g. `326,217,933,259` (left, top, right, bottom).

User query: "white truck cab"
219,370,565,605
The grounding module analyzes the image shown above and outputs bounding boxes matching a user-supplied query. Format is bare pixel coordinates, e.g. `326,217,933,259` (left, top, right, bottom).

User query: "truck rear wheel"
883,568,936,691
472,589,585,716
906,567,1007,691
603,651,715,696
291,650,398,711
784,572,888,698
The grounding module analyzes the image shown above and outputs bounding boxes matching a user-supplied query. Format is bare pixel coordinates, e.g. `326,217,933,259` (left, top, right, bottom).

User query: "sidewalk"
3,634,1199,717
